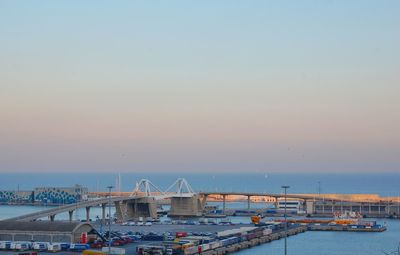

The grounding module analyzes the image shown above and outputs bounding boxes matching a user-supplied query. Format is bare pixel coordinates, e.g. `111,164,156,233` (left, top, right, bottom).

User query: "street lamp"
281,185,290,255
106,185,114,255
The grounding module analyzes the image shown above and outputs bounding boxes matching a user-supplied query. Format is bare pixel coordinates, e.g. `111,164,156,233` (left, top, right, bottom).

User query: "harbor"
0,178,392,255
1,0,399,253
0,215,389,255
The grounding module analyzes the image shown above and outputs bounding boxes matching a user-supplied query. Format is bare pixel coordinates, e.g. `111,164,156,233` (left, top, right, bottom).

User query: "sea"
1,172,400,254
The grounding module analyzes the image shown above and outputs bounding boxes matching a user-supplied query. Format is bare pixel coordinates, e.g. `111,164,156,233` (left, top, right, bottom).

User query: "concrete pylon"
85,207,90,222
68,210,73,222
124,197,157,220
169,194,203,218
130,179,165,197
114,201,128,222
167,178,202,218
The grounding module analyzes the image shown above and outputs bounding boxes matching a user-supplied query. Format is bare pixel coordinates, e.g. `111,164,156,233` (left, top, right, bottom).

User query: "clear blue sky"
0,0,399,173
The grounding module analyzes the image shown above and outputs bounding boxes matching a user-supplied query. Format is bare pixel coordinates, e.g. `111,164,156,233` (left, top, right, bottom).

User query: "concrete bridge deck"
6,196,130,221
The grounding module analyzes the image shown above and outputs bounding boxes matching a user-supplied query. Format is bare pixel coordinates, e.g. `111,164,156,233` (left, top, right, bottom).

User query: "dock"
308,224,387,232
204,226,307,255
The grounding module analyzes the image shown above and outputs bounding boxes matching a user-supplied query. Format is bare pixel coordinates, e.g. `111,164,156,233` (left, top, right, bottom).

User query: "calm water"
236,219,400,255
1,172,400,254
1,172,400,195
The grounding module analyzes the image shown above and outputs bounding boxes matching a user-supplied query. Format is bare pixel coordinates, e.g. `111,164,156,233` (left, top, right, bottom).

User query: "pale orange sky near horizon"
1,1,399,173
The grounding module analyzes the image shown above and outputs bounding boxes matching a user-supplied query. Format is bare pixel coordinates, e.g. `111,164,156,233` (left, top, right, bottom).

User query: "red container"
81,232,88,244
176,232,187,238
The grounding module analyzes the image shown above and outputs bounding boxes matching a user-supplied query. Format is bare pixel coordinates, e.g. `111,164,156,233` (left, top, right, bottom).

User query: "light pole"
281,185,290,255
106,185,114,255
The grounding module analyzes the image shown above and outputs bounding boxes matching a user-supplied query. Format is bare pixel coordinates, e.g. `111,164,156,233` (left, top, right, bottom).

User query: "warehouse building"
0,221,93,243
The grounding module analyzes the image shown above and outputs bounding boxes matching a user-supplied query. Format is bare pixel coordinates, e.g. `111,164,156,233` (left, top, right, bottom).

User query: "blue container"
69,244,89,251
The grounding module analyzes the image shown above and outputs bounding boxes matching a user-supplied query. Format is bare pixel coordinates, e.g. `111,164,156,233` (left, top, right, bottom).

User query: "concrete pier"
169,194,203,218
199,225,307,255
68,210,73,222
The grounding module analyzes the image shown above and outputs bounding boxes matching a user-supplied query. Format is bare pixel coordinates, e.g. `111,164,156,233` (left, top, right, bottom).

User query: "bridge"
5,178,202,222
4,178,399,222
7,196,128,222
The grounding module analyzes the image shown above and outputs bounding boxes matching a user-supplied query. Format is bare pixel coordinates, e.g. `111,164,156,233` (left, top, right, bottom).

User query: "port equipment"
281,185,290,255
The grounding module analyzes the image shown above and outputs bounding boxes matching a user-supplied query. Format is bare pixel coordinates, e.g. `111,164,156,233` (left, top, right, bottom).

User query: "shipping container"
209,241,221,250
263,228,272,236
101,247,126,255
201,243,210,251
183,246,197,255
176,232,188,238
82,250,107,255
69,243,90,251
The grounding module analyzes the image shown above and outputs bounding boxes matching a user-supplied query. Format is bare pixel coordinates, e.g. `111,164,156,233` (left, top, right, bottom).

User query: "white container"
201,243,210,251
102,247,126,255
263,228,272,235
209,241,221,249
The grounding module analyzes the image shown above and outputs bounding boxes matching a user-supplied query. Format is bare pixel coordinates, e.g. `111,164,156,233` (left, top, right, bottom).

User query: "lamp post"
281,185,290,255
106,185,114,255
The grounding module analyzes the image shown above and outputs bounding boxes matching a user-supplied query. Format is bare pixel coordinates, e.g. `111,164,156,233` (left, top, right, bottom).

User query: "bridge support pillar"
247,196,251,210
200,194,208,213
222,195,226,214
86,206,90,222
115,201,128,222
169,194,203,218
124,197,156,221
102,203,106,225
68,210,74,222
305,200,315,215
274,198,278,210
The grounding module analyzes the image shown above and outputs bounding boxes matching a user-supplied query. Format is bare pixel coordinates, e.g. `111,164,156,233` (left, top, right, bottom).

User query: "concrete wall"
121,197,158,220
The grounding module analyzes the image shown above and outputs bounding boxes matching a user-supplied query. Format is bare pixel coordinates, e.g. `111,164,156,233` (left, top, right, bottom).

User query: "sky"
0,0,399,173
